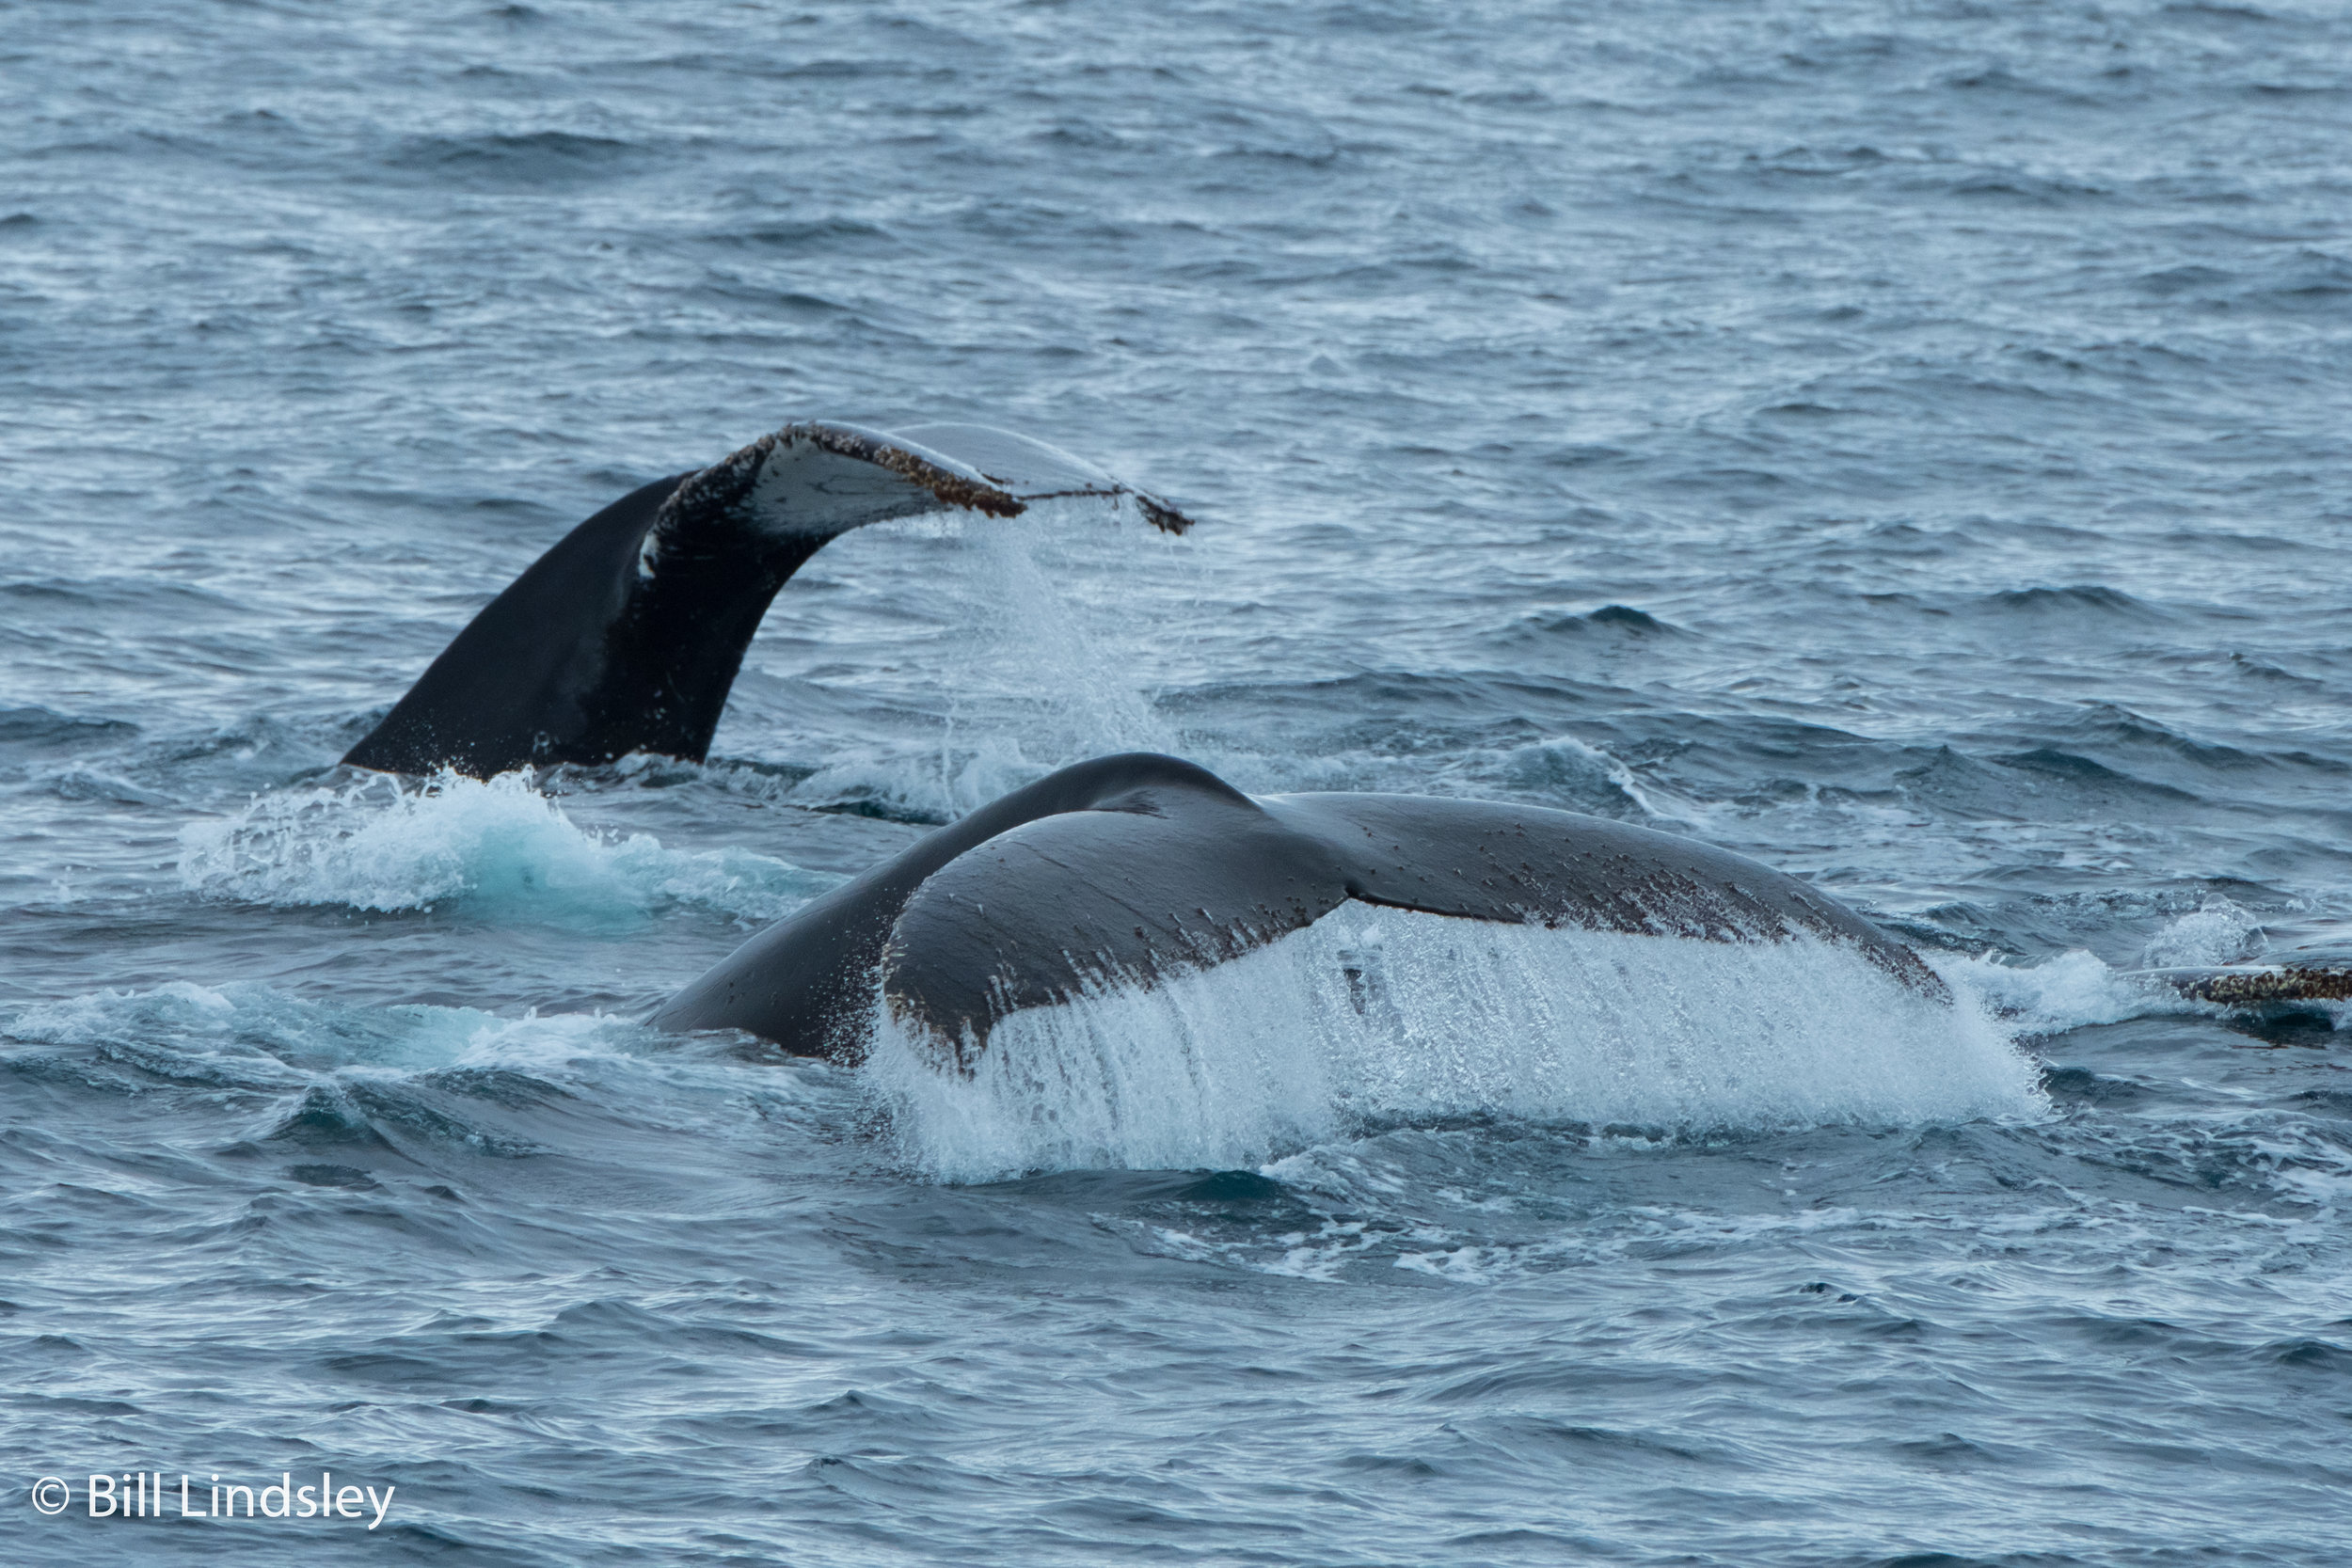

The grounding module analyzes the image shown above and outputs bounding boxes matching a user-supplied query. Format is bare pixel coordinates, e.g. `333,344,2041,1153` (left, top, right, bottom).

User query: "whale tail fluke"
341,422,1190,778
868,770,1946,1061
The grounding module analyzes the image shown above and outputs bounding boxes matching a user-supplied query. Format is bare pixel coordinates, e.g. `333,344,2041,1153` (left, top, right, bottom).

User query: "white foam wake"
178,770,825,925
862,907,2050,1182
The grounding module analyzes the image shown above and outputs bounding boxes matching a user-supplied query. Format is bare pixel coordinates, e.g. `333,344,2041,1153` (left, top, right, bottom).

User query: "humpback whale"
328,424,2346,1057
343,423,1189,778
656,752,2352,1062
653,752,1947,1061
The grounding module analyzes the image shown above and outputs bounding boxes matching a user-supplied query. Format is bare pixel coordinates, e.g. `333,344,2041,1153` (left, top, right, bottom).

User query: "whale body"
343,422,1189,778
653,752,1947,1061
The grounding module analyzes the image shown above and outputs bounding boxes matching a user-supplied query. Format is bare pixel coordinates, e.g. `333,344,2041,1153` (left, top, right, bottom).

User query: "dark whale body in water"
343,423,1190,778
653,752,1947,1060
658,754,2352,1059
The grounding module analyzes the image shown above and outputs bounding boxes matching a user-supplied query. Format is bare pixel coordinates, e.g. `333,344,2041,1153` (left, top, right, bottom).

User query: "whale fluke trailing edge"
652,752,1949,1061
342,423,1190,778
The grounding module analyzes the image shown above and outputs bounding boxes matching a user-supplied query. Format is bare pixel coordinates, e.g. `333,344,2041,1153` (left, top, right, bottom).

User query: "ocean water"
5,1,2351,1562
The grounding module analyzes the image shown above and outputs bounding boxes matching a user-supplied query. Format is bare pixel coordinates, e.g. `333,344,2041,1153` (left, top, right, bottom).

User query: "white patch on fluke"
862,907,2049,1183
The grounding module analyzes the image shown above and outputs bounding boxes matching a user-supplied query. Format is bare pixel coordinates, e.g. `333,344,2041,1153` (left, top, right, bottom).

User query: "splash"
1934,948,2152,1035
863,908,2050,1182
773,502,1187,825
951,503,1180,763
2139,897,2265,969
178,769,826,925
1927,932,2341,1036
1494,735,1670,819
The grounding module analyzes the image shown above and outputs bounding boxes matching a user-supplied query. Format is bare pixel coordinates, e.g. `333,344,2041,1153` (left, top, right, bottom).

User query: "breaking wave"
177,769,827,925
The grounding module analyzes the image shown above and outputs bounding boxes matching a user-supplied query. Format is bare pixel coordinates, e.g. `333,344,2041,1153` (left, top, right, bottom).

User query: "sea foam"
178,769,825,926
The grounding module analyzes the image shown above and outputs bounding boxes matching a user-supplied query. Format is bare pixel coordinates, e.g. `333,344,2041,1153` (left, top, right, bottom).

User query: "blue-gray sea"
5,2,2351,1563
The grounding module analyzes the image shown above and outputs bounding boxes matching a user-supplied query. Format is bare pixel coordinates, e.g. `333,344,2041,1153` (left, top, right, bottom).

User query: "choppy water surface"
6,2,2351,1562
